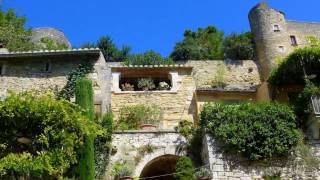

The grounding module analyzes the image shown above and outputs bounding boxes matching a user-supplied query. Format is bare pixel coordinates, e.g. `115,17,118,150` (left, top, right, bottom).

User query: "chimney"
0,43,9,54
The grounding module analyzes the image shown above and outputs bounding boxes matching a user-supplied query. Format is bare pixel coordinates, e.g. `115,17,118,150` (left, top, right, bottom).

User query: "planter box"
140,124,157,130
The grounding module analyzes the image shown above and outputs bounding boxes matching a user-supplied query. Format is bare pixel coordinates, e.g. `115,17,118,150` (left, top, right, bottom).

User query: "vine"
57,61,93,100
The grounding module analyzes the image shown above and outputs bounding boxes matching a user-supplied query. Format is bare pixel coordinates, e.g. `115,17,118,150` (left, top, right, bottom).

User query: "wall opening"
140,155,179,180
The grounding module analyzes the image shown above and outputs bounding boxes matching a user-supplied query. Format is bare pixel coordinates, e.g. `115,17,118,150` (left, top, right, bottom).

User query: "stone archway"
139,154,180,180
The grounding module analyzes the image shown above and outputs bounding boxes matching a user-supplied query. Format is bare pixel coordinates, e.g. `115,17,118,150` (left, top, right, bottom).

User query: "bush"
0,92,101,179
269,47,320,85
200,102,301,160
174,156,194,180
117,104,162,130
75,78,95,180
123,50,173,65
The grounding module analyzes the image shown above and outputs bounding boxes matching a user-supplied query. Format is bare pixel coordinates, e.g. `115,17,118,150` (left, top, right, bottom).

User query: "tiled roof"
110,64,193,68
0,48,100,58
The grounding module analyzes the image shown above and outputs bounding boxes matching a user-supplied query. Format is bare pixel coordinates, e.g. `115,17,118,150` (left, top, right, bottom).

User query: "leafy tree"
174,156,194,180
0,92,101,179
75,78,95,180
224,32,254,60
170,26,224,61
123,50,173,65
81,36,130,62
0,8,35,51
201,102,301,160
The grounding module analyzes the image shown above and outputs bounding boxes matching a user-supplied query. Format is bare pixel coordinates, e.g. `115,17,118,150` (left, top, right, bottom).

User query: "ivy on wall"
57,61,93,100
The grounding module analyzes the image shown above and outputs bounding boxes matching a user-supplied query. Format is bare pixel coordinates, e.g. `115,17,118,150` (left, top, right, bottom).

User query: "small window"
0,63,4,75
290,36,298,46
278,46,285,53
311,94,320,117
273,25,280,32
44,61,52,73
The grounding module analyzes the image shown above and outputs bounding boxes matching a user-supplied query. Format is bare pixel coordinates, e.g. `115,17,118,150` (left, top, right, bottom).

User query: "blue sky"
2,0,320,56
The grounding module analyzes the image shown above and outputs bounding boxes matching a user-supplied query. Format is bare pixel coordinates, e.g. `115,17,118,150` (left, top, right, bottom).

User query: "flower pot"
119,176,133,180
140,124,157,130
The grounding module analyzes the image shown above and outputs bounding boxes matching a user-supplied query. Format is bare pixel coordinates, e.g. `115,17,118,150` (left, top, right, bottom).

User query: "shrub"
194,167,211,179
123,50,173,65
112,161,132,178
200,102,301,160
223,32,254,60
75,78,95,180
174,156,194,180
117,104,162,130
137,78,156,91
0,92,101,179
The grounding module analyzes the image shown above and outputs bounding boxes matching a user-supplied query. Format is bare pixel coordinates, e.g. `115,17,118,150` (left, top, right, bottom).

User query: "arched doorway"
140,154,179,180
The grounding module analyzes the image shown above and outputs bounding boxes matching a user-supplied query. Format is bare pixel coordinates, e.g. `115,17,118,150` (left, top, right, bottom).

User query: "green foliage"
175,120,194,140
75,78,95,180
223,32,254,60
123,50,173,65
174,156,194,180
200,102,301,160
211,63,227,88
0,8,35,51
111,161,132,178
137,78,156,91
39,37,68,50
194,167,211,179
269,47,320,85
81,36,130,62
294,81,320,128
94,112,114,179
0,92,101,179
58,61,93,100
117,104,162,130
170,26,224,61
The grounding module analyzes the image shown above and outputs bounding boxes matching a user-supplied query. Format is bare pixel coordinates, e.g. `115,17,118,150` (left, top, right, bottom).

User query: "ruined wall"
202,134,320,180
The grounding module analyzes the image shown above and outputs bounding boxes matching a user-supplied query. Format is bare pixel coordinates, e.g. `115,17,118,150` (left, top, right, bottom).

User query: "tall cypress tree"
75,77,95,180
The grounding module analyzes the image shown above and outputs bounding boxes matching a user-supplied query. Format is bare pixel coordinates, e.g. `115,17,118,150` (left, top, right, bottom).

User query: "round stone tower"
249,3,290,80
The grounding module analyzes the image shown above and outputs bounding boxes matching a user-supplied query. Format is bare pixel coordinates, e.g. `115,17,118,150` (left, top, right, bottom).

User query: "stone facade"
202,134,320,180
106,131,187,179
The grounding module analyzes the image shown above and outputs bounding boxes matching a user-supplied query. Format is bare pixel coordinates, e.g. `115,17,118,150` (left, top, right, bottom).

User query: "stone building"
0,2,320,180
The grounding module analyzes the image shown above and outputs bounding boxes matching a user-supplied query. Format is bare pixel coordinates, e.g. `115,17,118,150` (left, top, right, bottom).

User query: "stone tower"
249,3,291,80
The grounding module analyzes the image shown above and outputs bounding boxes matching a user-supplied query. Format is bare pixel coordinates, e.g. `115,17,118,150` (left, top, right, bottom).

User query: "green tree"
75,78,95,180
174,156,194,180
170,26,224,61
123,50,173,65
81,36,131,62
224,32,254,60
0,8,35,51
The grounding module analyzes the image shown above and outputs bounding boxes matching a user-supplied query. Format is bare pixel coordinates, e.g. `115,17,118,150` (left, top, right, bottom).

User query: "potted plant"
195,167,212,180
137,78,155,91
139,119,157,130
158,81,170,90
139,105,161,130
121,82,134,91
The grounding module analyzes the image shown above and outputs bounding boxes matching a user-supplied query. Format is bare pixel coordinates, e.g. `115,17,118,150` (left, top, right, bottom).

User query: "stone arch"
139,154,180,180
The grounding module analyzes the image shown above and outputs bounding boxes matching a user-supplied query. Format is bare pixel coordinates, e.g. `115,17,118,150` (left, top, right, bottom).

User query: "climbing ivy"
58,61,93,100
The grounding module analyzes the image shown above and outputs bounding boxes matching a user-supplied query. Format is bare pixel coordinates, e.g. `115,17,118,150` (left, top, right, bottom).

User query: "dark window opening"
120,77,172,91
0,63,3,75
273,25,280,32
290,36,298,46
45,62,51,73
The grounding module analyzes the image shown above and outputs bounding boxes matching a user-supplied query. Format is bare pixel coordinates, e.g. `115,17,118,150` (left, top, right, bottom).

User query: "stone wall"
185,60,261,89
111,68,196,129
0,52,109,111
202,134,320,180
105,131,187,179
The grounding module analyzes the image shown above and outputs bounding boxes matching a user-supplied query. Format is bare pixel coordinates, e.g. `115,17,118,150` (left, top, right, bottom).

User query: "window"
311,94,320,117
290,36,298,46
278,46,285,53
273,25,280,32
44,61,52,73
0,63,4,75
